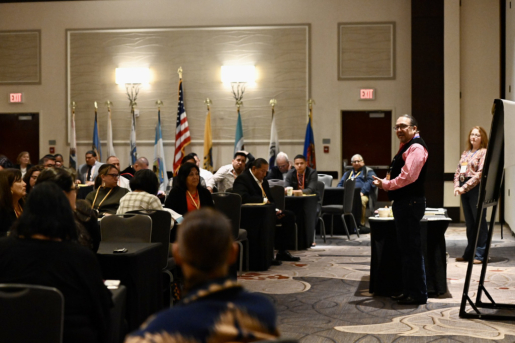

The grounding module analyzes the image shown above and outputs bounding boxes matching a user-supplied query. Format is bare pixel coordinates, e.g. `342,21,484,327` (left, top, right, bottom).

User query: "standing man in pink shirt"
373,114,428,305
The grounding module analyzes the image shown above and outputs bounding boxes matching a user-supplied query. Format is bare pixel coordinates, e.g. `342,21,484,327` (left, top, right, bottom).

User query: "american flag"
173,79,191,174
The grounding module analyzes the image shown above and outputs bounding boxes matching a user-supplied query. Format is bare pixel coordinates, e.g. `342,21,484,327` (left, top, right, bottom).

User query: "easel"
459,99,515,319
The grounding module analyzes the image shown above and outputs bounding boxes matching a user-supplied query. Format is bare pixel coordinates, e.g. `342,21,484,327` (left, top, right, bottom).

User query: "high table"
322,187,362,234
285,195,318,249
369,213,450,297
97,242,163,331
240,204,276,271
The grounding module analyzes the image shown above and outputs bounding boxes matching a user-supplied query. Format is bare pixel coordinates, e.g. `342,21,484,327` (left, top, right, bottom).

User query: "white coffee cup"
285,187,293,196
378,208,389,218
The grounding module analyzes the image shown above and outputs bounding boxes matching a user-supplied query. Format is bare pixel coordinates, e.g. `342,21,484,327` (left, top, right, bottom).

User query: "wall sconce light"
221,65,256,107
115,67,150,108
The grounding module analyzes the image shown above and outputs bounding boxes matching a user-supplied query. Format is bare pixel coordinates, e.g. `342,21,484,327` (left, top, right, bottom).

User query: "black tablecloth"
109,285,127,343
369,217,450,297
97,242,163,331
285,195,318,249
240,205,276,271
321,187,362,234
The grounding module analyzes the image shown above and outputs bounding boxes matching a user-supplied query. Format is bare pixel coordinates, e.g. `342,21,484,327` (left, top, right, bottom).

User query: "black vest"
387,137,428,201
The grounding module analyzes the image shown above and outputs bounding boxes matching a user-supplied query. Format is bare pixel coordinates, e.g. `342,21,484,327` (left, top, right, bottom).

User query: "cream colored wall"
0,0,411,174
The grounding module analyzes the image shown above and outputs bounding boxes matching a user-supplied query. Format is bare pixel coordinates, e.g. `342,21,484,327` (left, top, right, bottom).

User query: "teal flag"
234,109,244,154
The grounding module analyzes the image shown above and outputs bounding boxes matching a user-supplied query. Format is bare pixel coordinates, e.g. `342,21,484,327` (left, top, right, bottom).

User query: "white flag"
153,110,169,192
268,106,279,167
107,106,116,159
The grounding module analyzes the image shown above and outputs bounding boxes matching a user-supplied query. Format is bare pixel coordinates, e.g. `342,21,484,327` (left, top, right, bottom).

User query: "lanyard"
91,187,113,210
187,190,200,209
347,170,361,180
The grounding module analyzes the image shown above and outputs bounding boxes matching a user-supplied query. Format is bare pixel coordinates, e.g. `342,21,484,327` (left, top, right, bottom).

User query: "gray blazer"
77,161,104,184
284,167,318,194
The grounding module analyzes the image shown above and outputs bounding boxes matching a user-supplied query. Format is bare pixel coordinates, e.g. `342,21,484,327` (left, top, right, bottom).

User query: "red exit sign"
359,88,375,100
9,93,23,103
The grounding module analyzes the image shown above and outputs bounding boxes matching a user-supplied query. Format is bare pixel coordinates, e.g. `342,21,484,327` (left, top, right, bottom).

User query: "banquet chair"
211,192,249,275
270,185,298,250
126,210,176,307
0,284,64,343
316,181,327,243
268,178,285,187
321,178,359,240
317,174,333,188
100,214,152,243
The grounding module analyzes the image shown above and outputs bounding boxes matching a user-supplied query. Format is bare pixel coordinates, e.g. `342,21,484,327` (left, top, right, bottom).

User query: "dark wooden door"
341,110,391,201
0,113,39,164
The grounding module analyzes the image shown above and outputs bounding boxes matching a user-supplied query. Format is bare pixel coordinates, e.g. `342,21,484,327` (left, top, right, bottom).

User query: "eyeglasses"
107,173,120,178
393,124,413,131
351,160,362,164
470,133,481,137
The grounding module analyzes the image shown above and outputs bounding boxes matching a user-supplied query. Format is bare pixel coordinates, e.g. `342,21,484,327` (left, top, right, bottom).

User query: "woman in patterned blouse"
453,126,488,264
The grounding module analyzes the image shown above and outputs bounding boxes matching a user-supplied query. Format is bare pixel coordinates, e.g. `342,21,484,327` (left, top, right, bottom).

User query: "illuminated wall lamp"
115,67,150,108
221,65,256,106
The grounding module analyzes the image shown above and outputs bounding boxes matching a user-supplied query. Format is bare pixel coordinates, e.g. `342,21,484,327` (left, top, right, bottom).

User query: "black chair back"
343,178,356,214
316,181,325,212
127,210,173,270
0,284,64,343
270,185,285,210
268,179,285,187
211,192,242,240
100,214,152,243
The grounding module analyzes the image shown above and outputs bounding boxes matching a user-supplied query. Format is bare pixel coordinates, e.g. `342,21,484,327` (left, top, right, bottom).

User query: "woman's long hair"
173,163,200,191
23,165,45,195
0,168,23,211
11,182,78,241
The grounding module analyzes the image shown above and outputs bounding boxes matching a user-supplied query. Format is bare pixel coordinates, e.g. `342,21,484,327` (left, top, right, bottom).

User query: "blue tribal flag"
303,107,316,169
234,108,244,154
153,110,169,192
92,109,102,162
130,108,137,166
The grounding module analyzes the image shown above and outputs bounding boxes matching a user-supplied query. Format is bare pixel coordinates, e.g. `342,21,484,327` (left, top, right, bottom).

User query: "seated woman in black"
165,162,214,215
85,163,129,216
0,182,112,343
0,168,26,235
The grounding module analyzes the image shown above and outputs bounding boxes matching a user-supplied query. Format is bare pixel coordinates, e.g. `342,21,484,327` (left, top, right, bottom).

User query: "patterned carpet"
238,224,515,342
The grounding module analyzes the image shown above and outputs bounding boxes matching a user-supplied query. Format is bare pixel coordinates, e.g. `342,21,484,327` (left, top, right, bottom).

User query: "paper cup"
285,187,293,196
378,208,389,218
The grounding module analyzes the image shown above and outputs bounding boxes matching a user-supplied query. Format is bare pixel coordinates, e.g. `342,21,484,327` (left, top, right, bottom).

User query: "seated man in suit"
126,208,279,342
266,151,292,180
285,154,318,195
337,154,376,230
233,158,300,263
76,150,103,186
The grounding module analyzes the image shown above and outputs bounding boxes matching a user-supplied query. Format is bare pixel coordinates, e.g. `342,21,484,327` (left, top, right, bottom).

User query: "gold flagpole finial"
94,101,98,110
236,100,243,109
71,101,76,111
156,100,163,110
178,67,183,79
204,98,212,110
270,99,277,108
105,100,112,109
308,98,315,107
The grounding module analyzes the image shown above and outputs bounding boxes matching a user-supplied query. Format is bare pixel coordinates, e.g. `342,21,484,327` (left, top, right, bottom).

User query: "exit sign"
359,88,375,100
9,93,23,103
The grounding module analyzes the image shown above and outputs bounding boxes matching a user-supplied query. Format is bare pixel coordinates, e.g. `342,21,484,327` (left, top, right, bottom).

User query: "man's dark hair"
36,168,74,193
85,150,97,157
130,169,159,195
179,208,233,290
401,114,418,127
41,154,56,164
252,158,269,169
294,154,306,161
181,153,197,165
54,153,64,160
11,182,78,241
234,151,247,160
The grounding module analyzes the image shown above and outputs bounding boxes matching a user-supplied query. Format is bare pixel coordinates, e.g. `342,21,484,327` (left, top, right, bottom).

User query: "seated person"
232,158,300,262
192,152,216,192
37,168,101,252
125,208,279,343
85,164,130,216
285,154,318,195
117,169,180,221
266,151,292,180
164,163,214,215
23,164,45,196
0,182,112,343
0,168,25,235
106,155,131,190
0,155,14,170
337,154,376,228
212,151,248,192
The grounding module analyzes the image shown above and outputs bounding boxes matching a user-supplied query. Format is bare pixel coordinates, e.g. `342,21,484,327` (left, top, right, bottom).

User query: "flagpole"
69,101,77,170
203,98,213,172
268,99,279,167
